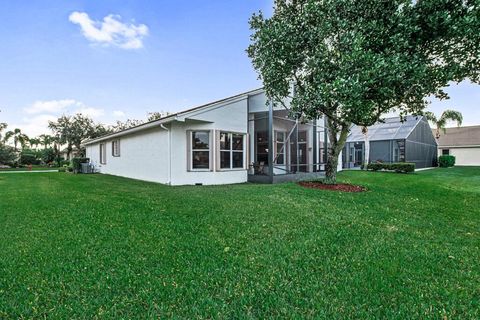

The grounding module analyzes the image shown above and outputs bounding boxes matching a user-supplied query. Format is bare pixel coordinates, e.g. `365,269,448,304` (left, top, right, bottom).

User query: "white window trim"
188,130,213,172
100,143,106,164
217,131,246,171
112,139,120,157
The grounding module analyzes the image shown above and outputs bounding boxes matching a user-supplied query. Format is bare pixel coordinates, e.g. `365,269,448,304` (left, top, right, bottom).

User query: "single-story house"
84,89,342,185
435,125,480,166
342,115,438,169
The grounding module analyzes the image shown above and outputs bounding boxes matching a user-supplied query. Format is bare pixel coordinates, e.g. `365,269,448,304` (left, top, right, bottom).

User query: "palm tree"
4,128,29,151
38,134,53,149
0,123,7,142
425,110,463,139
29,137,41,150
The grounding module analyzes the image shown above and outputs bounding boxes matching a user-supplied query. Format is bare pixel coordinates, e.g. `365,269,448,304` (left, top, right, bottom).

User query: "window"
99,143,106,164
191,131,210,170
256,131,269,164
275,131,285,165
219,132,244,169
442,149,450,155
112,140,120,157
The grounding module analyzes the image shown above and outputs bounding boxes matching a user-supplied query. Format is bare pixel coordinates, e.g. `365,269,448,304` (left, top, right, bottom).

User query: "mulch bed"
298,181,367,192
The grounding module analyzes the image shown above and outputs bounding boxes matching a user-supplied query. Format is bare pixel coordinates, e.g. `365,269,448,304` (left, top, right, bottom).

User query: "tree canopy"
248,0,479,182
48,114,110,158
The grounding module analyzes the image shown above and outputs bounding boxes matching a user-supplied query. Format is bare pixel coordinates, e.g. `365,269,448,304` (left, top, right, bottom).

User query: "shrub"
438,155,455,167
41,148,56,164
71,157,89,173
390,163,415,173
0,144,17,166
366,162,415,173
19,153,39,165
58,166,66,172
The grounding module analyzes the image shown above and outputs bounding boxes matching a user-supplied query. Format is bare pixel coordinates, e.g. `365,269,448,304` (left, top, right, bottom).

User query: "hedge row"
438,155,455,167
366,162,415,173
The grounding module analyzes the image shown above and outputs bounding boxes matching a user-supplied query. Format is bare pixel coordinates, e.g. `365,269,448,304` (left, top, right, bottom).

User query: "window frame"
274,131,286,165
218,131,246,171
99,143,106,164
112,139,120,157
189,130,212,171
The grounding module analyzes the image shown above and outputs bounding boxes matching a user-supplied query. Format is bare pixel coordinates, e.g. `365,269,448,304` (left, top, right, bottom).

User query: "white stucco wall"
169,98,249,185
439,147,480,166
86,127,170,184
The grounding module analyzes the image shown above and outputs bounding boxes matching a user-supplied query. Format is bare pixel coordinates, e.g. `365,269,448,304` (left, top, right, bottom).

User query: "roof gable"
84,88,263,145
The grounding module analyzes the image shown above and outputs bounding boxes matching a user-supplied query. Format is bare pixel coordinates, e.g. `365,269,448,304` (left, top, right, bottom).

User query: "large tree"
247,0,479,183
49,114,109,158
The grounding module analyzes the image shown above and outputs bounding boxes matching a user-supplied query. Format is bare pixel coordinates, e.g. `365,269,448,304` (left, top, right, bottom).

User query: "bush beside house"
438,155,456,167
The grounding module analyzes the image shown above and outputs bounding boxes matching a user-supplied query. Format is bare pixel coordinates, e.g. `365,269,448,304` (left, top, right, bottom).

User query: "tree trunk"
66,144,72,160
324,119,350,184
363,127,370,169
325,152,339,183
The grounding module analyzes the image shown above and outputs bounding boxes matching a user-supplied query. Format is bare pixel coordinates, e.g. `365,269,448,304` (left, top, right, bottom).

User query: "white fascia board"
83,116,177,146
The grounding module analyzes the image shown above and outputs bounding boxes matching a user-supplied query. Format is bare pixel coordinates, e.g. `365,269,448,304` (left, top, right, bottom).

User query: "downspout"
160,124,172,185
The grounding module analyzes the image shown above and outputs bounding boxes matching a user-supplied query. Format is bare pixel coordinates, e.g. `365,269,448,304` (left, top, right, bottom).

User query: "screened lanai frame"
343,115,437,169
247,101,329,182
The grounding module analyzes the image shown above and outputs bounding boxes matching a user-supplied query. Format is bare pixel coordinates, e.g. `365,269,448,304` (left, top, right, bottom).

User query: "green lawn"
0,168,479,318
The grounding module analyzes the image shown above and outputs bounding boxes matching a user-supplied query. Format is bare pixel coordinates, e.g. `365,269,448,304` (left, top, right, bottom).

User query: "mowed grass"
0,168,479,319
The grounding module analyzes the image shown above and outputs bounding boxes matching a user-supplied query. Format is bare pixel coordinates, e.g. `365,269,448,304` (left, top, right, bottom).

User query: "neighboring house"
343,115,437,169
435,126,480,166
60,147,81,161
84,89,342,185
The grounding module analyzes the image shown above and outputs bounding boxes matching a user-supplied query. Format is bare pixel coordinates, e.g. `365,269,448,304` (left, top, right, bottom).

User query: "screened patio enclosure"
343,116,437,169
247,103,328,183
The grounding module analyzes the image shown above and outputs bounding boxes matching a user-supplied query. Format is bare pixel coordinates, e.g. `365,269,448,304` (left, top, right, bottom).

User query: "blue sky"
0,1,478,136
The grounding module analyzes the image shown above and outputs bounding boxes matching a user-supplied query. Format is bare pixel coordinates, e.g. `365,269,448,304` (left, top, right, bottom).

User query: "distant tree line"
0,110,170,167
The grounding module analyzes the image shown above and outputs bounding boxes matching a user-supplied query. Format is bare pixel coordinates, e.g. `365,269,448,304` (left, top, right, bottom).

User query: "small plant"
366,162,415,173
58,166,66,172
438,155,455,167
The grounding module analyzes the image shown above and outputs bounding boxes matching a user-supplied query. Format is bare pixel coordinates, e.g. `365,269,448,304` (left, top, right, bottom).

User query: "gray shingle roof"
347,115,423,142
435,126,480,147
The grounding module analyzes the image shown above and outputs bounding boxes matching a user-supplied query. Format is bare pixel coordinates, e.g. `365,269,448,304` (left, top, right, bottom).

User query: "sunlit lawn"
0,167,479,318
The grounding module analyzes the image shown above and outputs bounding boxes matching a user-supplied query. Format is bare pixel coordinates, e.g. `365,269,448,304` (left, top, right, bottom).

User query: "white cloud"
113,110,126,117
69,11,149,49
24,99,81,114
75,106,105,118
14,99,106,137
10,114,58,137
